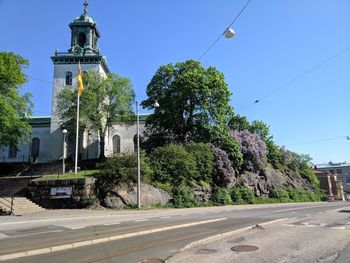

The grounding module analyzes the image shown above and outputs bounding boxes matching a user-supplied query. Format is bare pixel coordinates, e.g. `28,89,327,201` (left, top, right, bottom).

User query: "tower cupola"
68,1,100,55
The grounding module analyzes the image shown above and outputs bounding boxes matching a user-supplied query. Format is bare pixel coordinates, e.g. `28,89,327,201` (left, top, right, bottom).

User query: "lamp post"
136,100,159,209
62,129,68,174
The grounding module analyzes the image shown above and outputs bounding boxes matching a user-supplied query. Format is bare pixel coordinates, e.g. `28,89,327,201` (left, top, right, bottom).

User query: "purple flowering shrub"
231,130,267,172
211,146,236,187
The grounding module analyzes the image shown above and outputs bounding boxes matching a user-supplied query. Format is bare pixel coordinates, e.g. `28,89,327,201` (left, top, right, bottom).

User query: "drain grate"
137,259,165,263
197,248,217,254
231,245,259,252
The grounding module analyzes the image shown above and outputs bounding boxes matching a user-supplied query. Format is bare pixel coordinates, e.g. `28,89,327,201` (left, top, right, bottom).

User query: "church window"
65,71,72,86
31,137,40,158
78,32,86,48
8,144,17,159
113,135,121,154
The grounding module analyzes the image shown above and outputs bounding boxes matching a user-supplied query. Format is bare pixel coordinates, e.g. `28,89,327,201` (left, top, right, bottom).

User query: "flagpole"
74,62,81,174
74,92,80,174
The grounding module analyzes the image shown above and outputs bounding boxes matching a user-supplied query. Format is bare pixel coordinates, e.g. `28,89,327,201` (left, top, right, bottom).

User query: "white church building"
1,2,146,164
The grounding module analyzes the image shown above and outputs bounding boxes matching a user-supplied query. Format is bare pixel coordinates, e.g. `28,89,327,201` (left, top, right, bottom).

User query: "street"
0,202,349,262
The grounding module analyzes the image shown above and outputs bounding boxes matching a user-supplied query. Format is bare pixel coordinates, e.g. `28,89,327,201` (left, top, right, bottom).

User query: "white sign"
50,187,72,199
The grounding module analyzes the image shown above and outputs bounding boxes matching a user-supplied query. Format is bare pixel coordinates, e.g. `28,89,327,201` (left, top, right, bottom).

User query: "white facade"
2,5,147,164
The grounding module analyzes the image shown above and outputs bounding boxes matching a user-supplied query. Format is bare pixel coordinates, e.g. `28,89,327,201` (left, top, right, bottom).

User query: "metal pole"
62,132,66,174
74,91,80,174
136,101,141,209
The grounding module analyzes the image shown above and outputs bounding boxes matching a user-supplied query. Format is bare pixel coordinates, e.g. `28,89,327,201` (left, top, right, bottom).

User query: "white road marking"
160,216,170,219
103,222,120,226
70,226,85,230
330,226,345,230
134,219,148,222
274,205,331,213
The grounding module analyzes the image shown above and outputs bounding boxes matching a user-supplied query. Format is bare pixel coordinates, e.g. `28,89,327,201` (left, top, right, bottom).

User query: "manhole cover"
136,259,165,263
197,248,217,254
231,245,259,252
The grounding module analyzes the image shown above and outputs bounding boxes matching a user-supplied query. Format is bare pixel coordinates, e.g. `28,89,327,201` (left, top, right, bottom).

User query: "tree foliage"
57,71,134,159
142,60,234,145
0,52,33,148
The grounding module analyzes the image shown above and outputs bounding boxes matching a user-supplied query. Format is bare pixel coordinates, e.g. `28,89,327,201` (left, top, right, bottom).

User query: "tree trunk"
99,133,106,161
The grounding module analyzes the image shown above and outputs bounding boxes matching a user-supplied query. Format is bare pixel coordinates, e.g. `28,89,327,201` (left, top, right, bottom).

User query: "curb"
0,217,226,261
175,217,290,253
334,241,350,263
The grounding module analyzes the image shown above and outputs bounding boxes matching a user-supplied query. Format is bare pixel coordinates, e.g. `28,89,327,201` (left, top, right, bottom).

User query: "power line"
284,135,350,147
237,44,350,113
198,0,252,60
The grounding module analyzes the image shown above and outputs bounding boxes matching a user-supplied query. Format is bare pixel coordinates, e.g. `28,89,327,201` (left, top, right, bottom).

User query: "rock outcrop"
236,164,314,197
102,183,171,209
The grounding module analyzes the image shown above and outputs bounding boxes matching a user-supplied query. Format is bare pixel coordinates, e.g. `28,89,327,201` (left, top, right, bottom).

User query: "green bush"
211,187,232,205
287,187,324,202
172,186,198,208
230,186,255,204
184,142,215,183
239,186,255,204
149,144,199,185
272,188,290,202
97,153,152,191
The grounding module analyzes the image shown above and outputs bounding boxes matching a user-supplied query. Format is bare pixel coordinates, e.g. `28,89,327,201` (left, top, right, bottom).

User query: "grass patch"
38,170,99,180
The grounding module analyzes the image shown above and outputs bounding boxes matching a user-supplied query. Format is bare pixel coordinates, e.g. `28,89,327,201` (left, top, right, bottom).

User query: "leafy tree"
141,60,234,145
0,52,33,148
228,114,250,131
57,71,134,160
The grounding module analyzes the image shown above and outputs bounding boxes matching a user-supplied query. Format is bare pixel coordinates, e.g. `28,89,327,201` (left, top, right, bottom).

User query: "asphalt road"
0,202,349,263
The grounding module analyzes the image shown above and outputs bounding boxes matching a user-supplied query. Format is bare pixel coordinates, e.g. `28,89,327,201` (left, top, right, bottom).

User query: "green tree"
57,71,134,160
142,60,234,145
0,52,33,148
228,114,250,131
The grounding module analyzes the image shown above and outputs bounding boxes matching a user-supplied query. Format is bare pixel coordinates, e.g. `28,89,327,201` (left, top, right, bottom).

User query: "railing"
0,196,14,215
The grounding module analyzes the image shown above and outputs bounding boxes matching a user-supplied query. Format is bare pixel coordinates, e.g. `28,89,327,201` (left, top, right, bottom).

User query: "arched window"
78,32,86,48
8,144,17,159
31,137,40,158
113,135,121,154
65,71,72,86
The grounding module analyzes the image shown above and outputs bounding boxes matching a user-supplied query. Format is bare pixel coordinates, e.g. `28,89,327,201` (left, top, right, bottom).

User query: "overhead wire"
284,135,350,147
237,44,350,113
198,0,252,60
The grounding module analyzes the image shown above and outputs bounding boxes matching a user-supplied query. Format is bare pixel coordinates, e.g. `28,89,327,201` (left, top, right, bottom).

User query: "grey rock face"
193,186,212,202
102,183,171,208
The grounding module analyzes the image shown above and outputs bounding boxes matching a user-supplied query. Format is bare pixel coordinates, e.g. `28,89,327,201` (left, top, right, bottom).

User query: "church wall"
0,126,51,164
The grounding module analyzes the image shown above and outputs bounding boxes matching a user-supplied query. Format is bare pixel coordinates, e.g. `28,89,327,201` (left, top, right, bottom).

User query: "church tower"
50,1,109,161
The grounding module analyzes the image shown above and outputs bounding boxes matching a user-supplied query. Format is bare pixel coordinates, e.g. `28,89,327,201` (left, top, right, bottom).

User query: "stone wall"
27,178,95,209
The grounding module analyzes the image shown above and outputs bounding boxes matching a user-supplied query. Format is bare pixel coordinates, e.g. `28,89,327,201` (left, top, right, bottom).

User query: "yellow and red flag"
77,63,84,96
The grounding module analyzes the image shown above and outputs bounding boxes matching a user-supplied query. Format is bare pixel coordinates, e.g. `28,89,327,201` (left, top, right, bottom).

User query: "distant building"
316,162,350,199
1,2,147,164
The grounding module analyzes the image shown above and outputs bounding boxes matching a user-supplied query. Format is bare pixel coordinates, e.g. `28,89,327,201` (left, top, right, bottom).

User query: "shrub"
211,146,236,187
231,130,267,173
172,186,198,208
230,187,244,204
230,186,255,204
149,144,199,185
184,142,215,183
239,186,255,204
97,153,152,191
272,188,290,202
211,187,232,205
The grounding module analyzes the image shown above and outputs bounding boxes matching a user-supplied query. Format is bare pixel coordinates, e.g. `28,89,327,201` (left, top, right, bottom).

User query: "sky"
0,0,349,164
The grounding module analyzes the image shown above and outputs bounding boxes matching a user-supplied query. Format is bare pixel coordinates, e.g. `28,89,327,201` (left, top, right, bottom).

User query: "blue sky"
0,0,349,164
